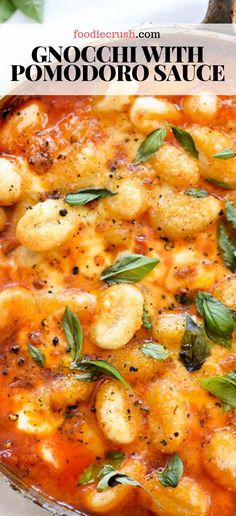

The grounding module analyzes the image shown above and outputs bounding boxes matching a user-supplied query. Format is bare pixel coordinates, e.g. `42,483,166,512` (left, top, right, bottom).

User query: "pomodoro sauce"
0,94,235,515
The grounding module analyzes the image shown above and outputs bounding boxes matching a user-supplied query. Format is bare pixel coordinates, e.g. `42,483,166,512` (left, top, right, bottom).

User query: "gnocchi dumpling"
146,378,187,453
80,459,145,513
143,475,210,516
129,97,181,133
109,341,169,383
193,127,236,187
182,95,218,123
0,157,22,206
151,144,199,189
104,180,148,221
213,276,236,309
202,429,236,492
16,199,80,252
95,95,132,112
0,287,37,332
150,187,221,240
152,314,186,351
90,284,144,350
95,379,141,444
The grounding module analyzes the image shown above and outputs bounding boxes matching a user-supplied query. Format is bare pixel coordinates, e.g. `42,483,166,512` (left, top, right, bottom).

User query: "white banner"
0,24,235,96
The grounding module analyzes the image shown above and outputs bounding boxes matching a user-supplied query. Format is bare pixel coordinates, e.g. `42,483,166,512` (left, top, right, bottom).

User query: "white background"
1,1,208,515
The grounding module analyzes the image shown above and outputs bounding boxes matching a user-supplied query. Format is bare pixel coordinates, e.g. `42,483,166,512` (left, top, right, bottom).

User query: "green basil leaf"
62,306,83,363
105,451,125,461
141,342,169,360
201,373,236,408
0,0,16,22
12,0,44,22
196,292,234,348
170,126,198,159
74,370,100,382
158,454,184,488
97,464,114,478
27,344,45,367
76,359,132,391
97,471,141,492
142,306,152,331
100,253,159,285
64,188,116,206
212,149,236,160
179,315,210,372
184,188,209,198
77,463,102,486
218,222,236,273
134,127,167,165
225,200,236,230
206,178,234,189
77,452,125,486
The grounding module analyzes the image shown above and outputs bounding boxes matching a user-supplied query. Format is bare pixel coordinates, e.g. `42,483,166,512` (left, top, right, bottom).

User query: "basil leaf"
218,222,236,273
0,0,16,22
201,373,236,408
196,292,234,348
179,315,210,372
78,452,125,486
158,454,184,488
78,463,102,486
212,149,236,160
65,188,116,206
184,188,209,198
62,307,83,363
206,178,234,189
12,0,44,22
27,344,45,367
170,126,198,159
141,342,169,360
101,253,159,285
97,471,141,492
76,359,132,391
225,200,236,230
134,127,167,165
105,451,125,461
142,306,152,331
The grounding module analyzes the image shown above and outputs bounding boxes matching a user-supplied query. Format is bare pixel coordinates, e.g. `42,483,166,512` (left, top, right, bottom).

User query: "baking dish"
0,1,235,515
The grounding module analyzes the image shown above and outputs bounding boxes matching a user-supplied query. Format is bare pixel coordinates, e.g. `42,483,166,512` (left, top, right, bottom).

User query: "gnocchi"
146,378,187,453
193,127,236,187
90,284,144,350
202,429,236,492
95,379,141,444
144,475,210,516
151,144,199,188
16,199,79,252
0,157,22,205
104,180,148,220
182,94,218,123
129,97,181,133
81,459,145,513
150,187,221,240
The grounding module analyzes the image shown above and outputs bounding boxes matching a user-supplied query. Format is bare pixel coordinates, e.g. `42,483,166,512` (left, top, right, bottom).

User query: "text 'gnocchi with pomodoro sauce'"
0,94,235,515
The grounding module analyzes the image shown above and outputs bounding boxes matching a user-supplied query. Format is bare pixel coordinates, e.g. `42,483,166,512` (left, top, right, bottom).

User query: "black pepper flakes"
59,209,68,217
52,337,59,346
